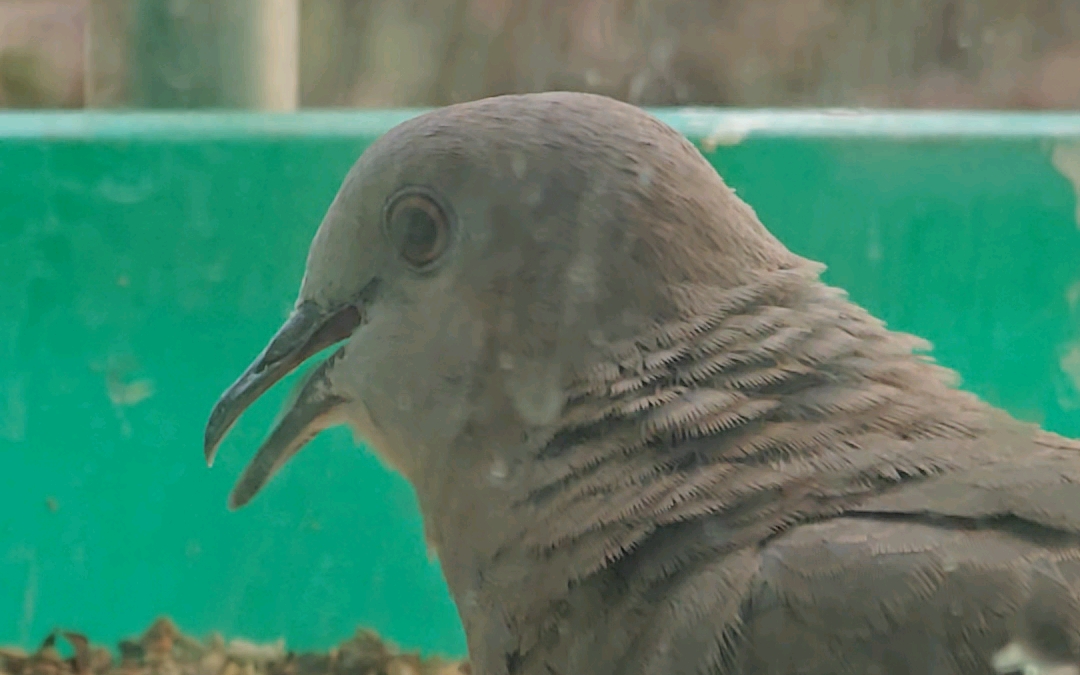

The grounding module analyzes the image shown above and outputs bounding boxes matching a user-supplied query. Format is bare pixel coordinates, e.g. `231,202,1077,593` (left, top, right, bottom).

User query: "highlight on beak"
227,349,348,509
203,300,361,470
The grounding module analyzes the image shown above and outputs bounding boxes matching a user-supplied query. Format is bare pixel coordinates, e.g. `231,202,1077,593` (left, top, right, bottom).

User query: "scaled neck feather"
488,264,999,608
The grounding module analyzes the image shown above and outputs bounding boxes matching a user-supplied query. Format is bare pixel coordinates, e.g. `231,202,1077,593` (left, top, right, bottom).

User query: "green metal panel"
2,109,1079,657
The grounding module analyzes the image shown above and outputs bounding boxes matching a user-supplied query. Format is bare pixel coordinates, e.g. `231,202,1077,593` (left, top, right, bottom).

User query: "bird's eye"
384,190,452,270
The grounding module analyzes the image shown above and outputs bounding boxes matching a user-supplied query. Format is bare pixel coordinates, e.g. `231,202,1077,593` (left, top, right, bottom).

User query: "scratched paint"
1064,280,1080,410
1052,143,1080,228
701,122,752,150
1062,344,1080,407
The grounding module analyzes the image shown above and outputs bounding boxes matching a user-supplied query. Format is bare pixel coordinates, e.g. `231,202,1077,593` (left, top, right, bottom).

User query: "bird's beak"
203,299,363,509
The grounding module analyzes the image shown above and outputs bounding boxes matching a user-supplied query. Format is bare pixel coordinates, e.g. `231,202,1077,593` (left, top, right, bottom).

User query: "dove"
204,91,1080,675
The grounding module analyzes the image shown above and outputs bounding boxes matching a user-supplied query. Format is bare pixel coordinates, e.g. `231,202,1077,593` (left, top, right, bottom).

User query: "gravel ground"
0,619,468,675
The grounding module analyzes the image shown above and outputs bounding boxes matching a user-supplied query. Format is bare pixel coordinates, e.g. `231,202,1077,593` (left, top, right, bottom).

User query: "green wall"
1,109,1079,657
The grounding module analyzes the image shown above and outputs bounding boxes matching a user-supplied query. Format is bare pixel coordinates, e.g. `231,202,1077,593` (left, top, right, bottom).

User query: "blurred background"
2,0,1080,111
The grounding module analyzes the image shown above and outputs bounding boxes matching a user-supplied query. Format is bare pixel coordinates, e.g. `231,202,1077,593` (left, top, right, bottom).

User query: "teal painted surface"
1,110,1079,657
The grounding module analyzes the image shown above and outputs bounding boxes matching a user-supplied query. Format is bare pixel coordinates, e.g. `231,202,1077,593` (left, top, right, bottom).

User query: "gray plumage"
204,91,1080,675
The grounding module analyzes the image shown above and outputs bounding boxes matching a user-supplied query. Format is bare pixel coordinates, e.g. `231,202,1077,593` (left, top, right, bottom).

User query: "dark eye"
385,190,451,270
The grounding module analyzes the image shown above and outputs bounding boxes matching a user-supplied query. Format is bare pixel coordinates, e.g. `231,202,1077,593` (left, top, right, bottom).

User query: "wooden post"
254,0,298,110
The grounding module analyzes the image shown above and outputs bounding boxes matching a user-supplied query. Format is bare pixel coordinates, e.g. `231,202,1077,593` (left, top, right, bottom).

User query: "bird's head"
203,91,802,510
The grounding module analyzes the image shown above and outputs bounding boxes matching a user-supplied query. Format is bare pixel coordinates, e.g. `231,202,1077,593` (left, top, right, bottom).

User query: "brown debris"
0,620,467,675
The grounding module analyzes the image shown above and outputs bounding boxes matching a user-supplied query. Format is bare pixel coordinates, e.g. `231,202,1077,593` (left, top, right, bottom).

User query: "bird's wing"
740,432,1080,675
745,515,1080,674
851,431,1080,535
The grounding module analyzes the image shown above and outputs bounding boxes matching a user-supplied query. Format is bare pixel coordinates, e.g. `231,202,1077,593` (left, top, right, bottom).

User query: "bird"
203,91,1080,675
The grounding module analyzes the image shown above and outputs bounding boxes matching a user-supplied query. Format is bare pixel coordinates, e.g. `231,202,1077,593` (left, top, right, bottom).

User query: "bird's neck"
514,266,994,553
418,267,1000,675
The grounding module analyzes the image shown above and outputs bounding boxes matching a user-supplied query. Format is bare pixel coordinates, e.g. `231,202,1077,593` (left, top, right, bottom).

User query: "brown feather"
255,92,1080,675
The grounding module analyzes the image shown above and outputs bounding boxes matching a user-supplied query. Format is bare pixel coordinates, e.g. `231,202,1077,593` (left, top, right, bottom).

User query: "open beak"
203,299,363,509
